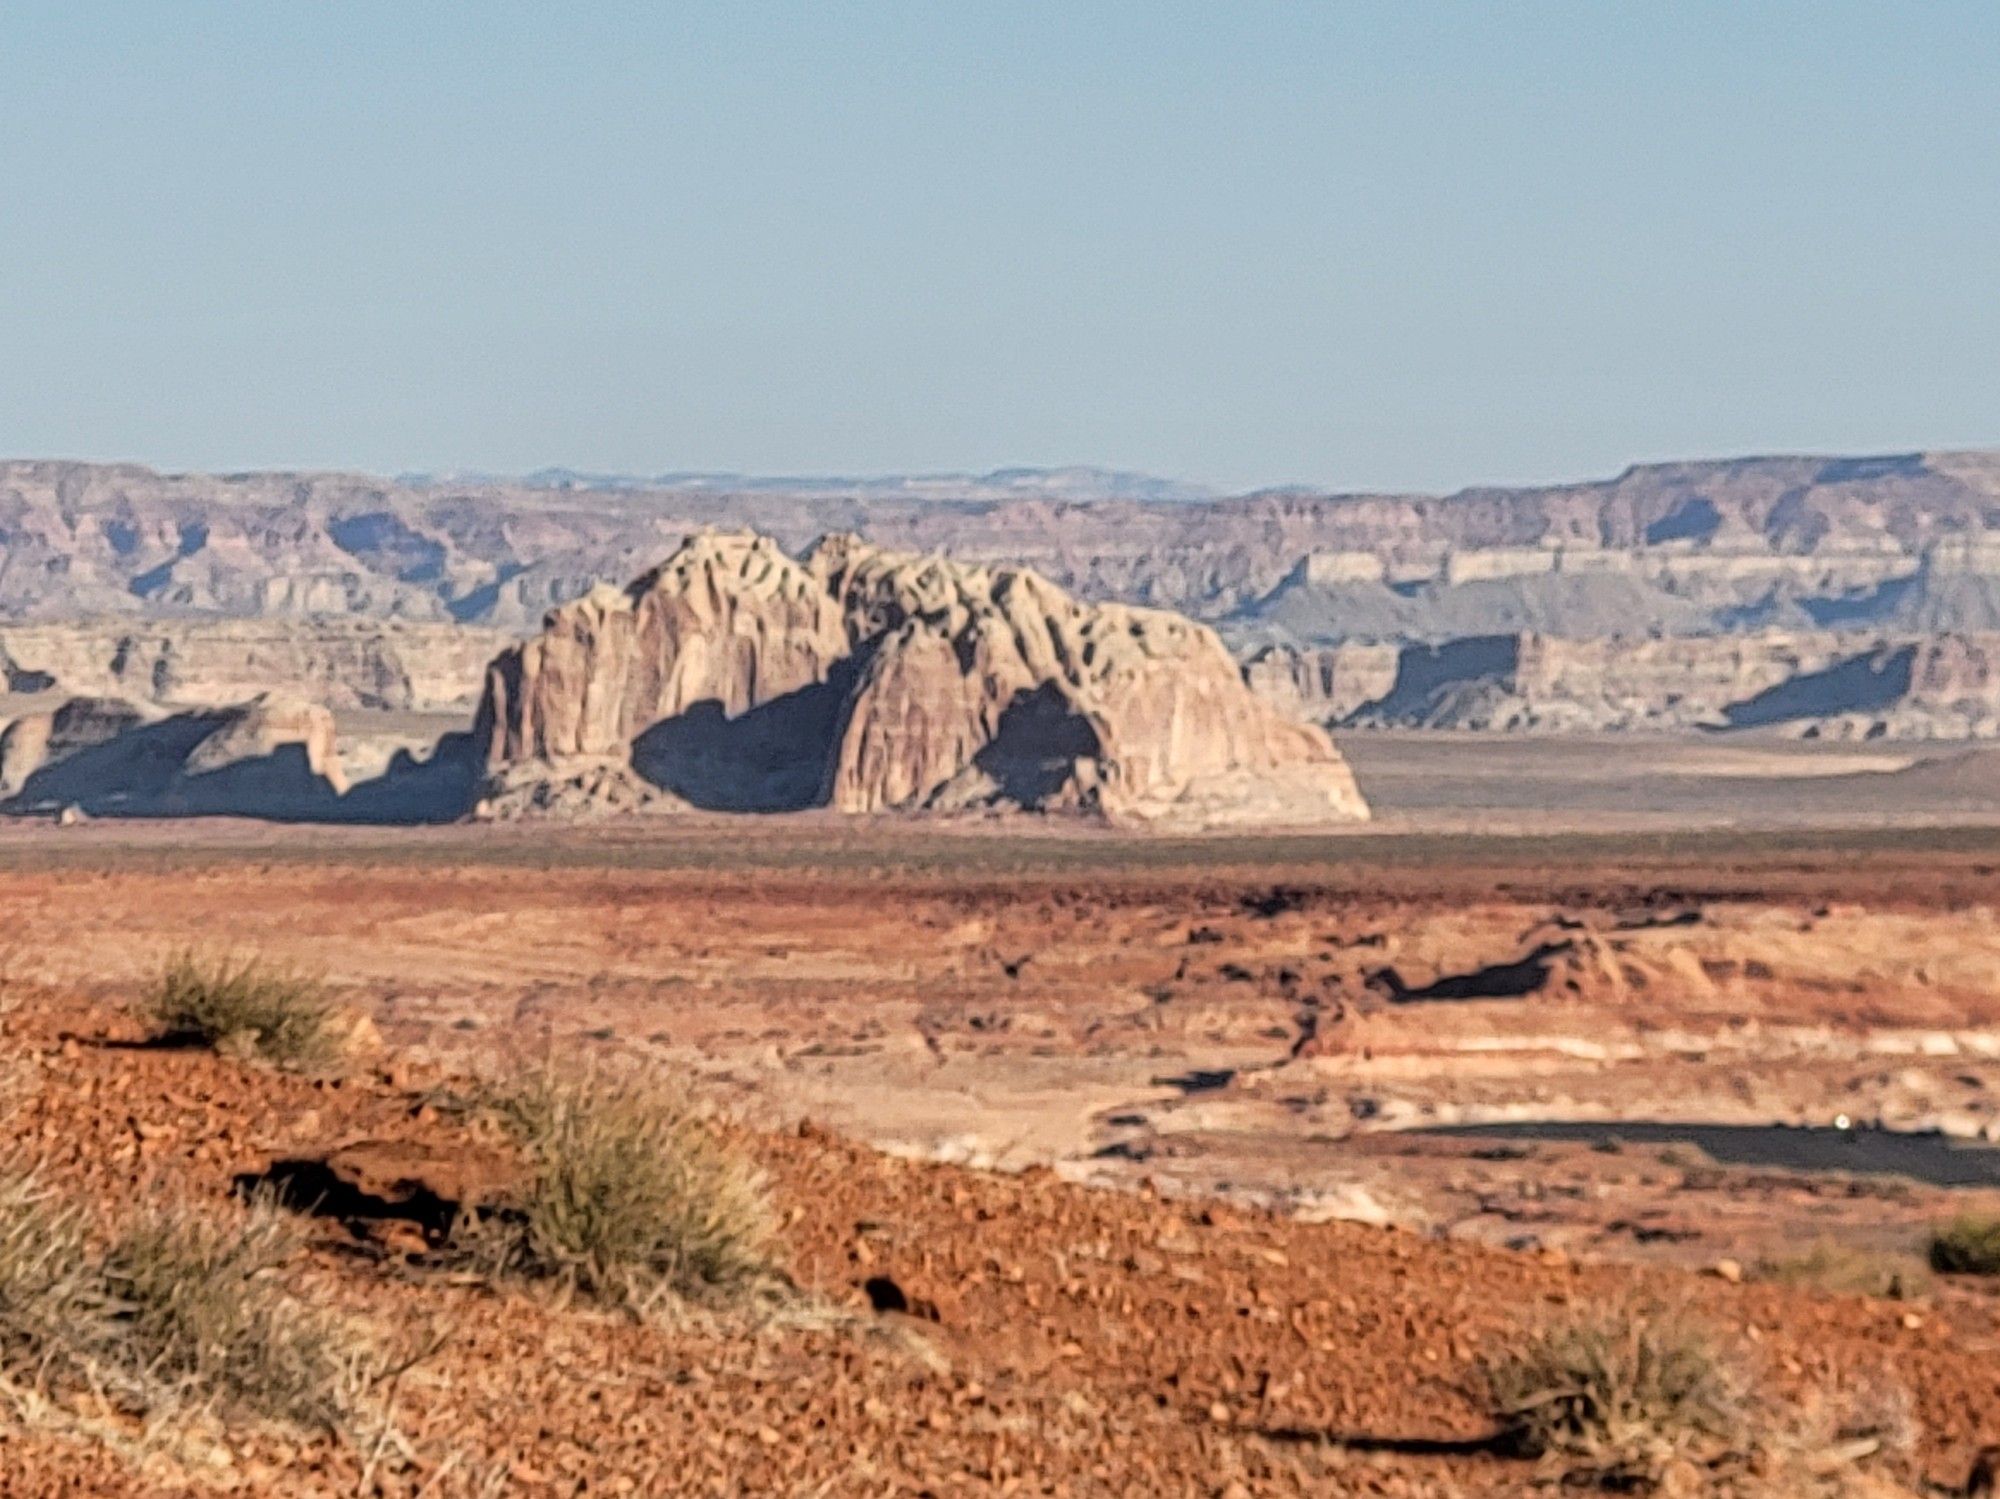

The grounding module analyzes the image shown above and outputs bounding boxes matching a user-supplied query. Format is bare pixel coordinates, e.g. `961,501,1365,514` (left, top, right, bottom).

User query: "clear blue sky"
2,3,1996,493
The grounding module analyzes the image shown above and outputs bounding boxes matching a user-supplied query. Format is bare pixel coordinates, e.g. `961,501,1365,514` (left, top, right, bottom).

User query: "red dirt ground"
0,822,1996,1493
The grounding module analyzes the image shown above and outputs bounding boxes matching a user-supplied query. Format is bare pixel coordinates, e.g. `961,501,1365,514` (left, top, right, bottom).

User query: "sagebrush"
103,1195,377,1431
1485,1300,1754,1485
0,1173,122,1406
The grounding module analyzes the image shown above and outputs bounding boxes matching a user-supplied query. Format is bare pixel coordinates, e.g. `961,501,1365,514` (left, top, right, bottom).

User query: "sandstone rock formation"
0,696,151,798
476,533,1368,826
1247,630,2000,739
0,693,346,818
179,694,347,789
0,619,505,712
1243,642,1399,725
472,758,679,822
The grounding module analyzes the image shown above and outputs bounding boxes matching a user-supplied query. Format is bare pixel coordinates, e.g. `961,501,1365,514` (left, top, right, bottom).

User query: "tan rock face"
0,619,506,712
1242,642,1400,724
180,693,348,794
476,532,1368,825
0,696,151,795
479,538,851,766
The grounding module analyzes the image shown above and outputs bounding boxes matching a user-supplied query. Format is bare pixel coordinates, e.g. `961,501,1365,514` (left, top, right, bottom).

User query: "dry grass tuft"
1928,1214,2000,1276
142,952,339,1069
1485,1299,1754,1486
0,1174,121,1405
1755,1242,1932,1301
0,1172,379,1440
1483,1299,1919,1494
103,1195,378,1432
472,1066,780,1315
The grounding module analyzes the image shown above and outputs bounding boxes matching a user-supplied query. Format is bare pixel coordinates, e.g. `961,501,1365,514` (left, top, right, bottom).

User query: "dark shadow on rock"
1152,1067,1236,1094
630,663,860,812
1369,940,1573,1003
7,714,227,814
1798,576,1917,628
1241,887,1310,918
446,562,526,623
1349,635,1520,723
235,1159,462,1242
72,1031,211,1053
5,719,480,826
1257,1426,1505,1457
1644,495,1722,545
969,683,1100,805
336,731,482,825
327,511,447,585
1,651,56,694
1719,644,1915,728
171,744,347,819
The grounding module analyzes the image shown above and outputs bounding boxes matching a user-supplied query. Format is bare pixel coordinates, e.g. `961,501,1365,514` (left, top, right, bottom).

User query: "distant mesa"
472,532,1369,827
1245,630,2000,740
11,449,2000,633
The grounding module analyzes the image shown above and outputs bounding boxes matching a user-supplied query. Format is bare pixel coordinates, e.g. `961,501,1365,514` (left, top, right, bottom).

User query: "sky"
1,3,1997,494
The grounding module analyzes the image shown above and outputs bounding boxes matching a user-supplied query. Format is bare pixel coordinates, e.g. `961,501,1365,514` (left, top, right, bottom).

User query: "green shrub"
476,1068,778,1314
1928,1214,2000,1275
143,953,339,1069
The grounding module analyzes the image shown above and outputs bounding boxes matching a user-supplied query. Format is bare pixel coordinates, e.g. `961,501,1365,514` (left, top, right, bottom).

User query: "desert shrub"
1484,1299,1754,1486
143,952,338,1069
1484,1299,1921,1494
1756,1242,1932,1300
0,1173,375,1437
102,1196,376,1432
1788,1378,1920,1493
475,1068,778,1313
1929,1214,2000,1276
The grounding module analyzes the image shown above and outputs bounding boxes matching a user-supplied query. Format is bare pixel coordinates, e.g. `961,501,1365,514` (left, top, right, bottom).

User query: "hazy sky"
3,3,1996,492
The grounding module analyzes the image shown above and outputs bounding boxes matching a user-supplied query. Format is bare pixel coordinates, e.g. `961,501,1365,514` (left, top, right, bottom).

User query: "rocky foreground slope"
476,532,1368,825
2,834,1999,1493
6,976,1990,1496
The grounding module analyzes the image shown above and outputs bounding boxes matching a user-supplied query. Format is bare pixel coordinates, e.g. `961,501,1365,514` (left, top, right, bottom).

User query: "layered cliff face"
10,451,2000,632
0,619,505,712
1249,631,2000,739
475,533,1368,826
